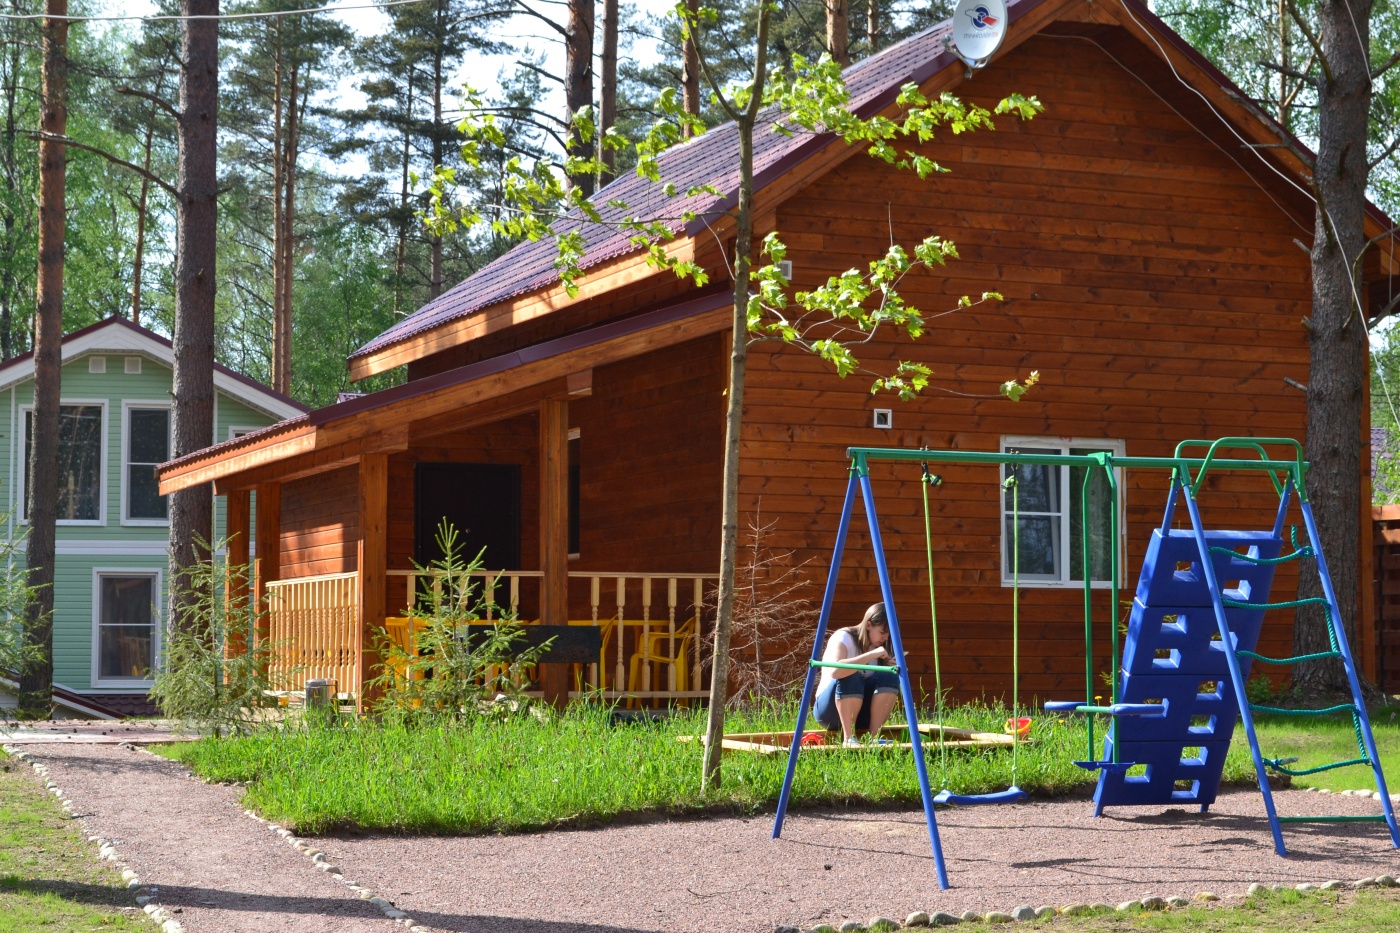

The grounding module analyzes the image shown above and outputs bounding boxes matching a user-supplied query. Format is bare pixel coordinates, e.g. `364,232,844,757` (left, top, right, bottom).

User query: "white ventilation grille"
873,409,892,429
124,357,142,374
88,357,106,374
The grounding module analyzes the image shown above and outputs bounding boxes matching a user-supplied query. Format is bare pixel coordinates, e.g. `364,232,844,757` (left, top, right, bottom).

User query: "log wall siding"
570,334,725,578
737,33,1314,699
280,464,359,579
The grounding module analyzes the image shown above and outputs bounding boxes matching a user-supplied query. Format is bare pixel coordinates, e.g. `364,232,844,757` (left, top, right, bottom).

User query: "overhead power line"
0,0,431,22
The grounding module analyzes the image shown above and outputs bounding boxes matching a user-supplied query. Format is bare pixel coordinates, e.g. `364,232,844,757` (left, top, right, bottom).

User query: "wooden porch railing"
264,569,718,701
264,571,358,695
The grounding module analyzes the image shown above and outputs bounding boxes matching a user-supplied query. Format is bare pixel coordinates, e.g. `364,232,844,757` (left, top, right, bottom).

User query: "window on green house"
127,407,170,521
24,404,103,521
97,574,157,681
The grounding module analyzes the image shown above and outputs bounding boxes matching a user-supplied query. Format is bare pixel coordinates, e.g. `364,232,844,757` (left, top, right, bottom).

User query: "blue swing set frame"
770,440,1400,890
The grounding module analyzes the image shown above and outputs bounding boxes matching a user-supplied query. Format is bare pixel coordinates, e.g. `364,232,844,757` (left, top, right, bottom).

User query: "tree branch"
509,0,567,38
1370,132,1400,171
1220,89,1317,170
1373,47,1400,81
1283,0,1332,83
512,59,562,86
1257,59,1318,87
29,132,177,197
116,86,179,121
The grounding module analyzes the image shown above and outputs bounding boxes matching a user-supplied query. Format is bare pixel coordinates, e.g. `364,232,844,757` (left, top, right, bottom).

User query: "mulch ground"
11,738,1400,933
321,787,1400,932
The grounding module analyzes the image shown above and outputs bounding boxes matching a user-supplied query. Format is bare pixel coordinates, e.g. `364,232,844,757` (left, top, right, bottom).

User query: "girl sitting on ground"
813,603,900,747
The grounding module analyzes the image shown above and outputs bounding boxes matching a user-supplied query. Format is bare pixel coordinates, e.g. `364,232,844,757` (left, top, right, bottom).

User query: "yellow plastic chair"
628,615,697,698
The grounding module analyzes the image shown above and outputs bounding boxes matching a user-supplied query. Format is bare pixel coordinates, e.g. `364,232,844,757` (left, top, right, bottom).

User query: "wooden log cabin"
158,0,1400,708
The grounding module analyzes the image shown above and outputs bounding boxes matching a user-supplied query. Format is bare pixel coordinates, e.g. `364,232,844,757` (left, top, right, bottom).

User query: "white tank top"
818,629,859,691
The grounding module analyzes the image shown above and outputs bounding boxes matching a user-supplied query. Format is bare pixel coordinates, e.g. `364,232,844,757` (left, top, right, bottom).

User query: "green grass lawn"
0,750,149,932
157,700,1400,836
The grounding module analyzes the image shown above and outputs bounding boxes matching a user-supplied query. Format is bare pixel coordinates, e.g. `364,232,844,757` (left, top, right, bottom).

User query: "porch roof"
156,288,733,495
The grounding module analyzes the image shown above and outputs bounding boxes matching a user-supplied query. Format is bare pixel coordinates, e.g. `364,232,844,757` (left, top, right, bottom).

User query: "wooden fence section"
257,569,720,703
265,571,359,695
1374,506,1400,692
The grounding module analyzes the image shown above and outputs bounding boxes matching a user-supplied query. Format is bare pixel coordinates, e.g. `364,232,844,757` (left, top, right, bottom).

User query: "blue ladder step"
1074,760,1137,773
933,786,1028,806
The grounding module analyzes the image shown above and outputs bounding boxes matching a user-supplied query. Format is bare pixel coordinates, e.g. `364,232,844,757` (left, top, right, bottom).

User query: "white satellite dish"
950,0,1008,66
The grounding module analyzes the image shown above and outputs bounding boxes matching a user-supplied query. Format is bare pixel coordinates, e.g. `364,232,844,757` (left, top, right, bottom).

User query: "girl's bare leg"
867,691,898,735
836,696,863,740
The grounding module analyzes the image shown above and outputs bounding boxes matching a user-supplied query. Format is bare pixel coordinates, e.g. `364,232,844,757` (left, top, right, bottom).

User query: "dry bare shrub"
704,509,819,707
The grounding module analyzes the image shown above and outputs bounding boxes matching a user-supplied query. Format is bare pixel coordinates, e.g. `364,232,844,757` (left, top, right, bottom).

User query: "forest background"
1,0,1399,448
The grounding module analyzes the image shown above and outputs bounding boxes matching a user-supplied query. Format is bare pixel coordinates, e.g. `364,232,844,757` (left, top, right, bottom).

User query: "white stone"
143,905,161,916
161,920,184,933
1010,905,1036,921
1116,901,1141,912
1378,875,1398,887
904,911,930,927
1140,896,1165,910
1296,883,1317,892
1059,905,1090,916
984,912,1013,924
959,911,981,922
1321,880,1345,891
136,897,151,907
1355,878,1379,889
1166,897,1190,908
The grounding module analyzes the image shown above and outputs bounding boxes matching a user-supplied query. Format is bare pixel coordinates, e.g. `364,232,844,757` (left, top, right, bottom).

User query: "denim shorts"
812,668,901,732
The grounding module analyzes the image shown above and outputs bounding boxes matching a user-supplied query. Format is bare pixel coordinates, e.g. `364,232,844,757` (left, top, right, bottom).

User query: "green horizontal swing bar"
1251,703,1357,717
808,660,901,673
1277,815,1390,824
1237,649,1342,665
1209,545,1314,565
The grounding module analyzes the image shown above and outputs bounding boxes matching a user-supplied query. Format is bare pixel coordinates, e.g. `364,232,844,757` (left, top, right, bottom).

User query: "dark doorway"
414,463,522,570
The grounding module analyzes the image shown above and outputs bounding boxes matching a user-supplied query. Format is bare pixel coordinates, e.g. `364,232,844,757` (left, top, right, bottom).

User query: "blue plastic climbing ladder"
1091,443,1400,855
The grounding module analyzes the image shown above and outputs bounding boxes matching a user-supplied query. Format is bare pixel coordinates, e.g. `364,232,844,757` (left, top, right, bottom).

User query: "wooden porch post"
357,453,389,710
225,488,251,657
539,398,569,707
253,481,281,648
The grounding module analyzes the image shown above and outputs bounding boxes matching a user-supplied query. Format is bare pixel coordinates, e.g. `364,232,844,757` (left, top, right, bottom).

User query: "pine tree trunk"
271,22,286,393
277,65,300,393
131,85,162,326
701,5,770,790
599,0,617,184
681,0,700,135
394,72,414,317
1293,0,1372,698
827,0,849,65
1,7,21,359
867,0,879,54
22,0,65,719
169,0,219,633
430,14,444,301
564,0,594,196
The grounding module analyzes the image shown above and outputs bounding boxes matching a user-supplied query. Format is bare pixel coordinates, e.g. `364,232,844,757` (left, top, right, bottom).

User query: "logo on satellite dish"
950,0,1007,63
966,5,999,28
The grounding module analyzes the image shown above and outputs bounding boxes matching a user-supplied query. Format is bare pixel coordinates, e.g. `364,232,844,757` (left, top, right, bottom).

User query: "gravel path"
323,788,1400,933
17,743,399,933
15,741,1400,933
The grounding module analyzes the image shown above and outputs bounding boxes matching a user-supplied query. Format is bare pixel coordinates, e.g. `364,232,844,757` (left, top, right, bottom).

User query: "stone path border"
3,741,421,933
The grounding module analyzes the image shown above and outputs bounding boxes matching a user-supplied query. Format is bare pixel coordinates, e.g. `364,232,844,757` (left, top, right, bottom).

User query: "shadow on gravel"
402,912,669,933
0,877,137,909
151,885,398,920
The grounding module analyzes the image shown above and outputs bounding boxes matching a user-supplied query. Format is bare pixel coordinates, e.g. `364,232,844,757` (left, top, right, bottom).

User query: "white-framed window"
1001,436,1125,587
92,569,161,686
228,426,259,441
122,401,171,524
20,400,107,525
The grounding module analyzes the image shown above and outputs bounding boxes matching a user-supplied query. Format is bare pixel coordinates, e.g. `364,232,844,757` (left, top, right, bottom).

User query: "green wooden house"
0,317,306,718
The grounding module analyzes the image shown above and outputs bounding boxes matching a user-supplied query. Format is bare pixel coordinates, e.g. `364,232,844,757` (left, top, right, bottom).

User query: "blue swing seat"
933,785,1028,806
1045,700,1167,717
